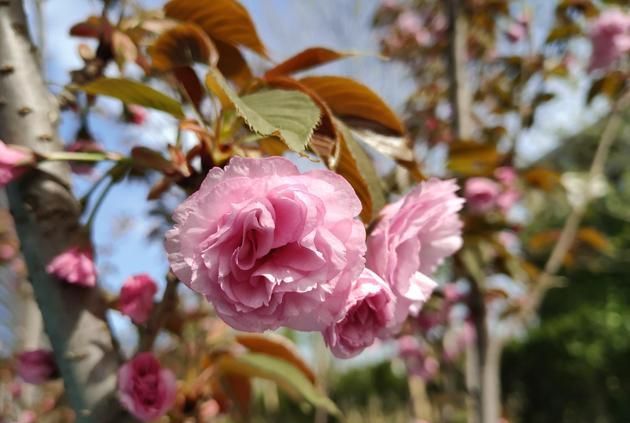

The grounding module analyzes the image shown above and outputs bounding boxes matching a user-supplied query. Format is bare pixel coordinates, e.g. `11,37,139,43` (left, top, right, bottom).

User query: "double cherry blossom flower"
166,156,464,358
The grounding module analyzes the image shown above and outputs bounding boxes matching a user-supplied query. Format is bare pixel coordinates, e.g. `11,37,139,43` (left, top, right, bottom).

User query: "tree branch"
0,1,132,421
522,89,630,322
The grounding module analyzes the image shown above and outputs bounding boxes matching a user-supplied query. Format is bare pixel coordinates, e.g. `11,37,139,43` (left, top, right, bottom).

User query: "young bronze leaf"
149,23,218,71
235,333,316,383
448,141,503,176
217,353,340,417
335,120,386,223
215,40,253,88
300,75,405,135
205,69,320,152
79,78,185,118
164,0,268,58
173,66,205,110
264,47,351,79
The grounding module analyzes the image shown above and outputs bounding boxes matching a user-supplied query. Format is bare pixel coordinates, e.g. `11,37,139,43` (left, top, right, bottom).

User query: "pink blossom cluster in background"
589,8,630,71
166,157,465,358
464,167,520,215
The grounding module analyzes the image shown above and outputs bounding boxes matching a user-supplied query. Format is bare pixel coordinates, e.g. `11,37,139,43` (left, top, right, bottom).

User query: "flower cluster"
464,167,520,215
588,9,630,71
166,157,464,358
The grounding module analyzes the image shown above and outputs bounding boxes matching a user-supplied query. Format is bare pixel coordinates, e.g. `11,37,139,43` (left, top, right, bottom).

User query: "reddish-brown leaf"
215,40,254,88
149,23,218,71
174,66,205,110
523,167,561,191
164,0,268,57
299,75,405,135
264,47,350,79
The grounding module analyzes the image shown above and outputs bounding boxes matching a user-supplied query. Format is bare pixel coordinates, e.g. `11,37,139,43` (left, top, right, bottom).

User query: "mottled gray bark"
0,1,132,421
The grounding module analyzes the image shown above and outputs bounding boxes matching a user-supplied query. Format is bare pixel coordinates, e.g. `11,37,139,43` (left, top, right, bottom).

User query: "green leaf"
218,353,340,417
206,68,320,152
79,78,185,118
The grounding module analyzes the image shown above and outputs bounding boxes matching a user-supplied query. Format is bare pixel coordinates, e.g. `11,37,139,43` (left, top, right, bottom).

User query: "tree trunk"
0,1,132,421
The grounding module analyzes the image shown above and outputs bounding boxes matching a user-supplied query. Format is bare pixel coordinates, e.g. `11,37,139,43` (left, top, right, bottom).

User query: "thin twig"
521,89,630,322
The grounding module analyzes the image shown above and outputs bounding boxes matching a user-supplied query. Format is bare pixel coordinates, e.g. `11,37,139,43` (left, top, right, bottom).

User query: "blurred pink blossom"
464,177,501,213
588,9,630,71
46,245,97,287
16,349,58,384
119,273,158,324
118,352,177,422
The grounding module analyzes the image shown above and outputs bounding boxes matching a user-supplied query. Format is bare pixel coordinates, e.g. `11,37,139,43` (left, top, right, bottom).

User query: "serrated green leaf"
80,78,185,118
218,353,340,417
206,68,320,152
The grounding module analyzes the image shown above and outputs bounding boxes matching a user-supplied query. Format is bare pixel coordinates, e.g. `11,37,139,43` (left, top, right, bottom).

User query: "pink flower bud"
0,140,35,187
46,245,97,287
464,177,501,213
119,274,158,324
15,349,58,384
118,353,177,422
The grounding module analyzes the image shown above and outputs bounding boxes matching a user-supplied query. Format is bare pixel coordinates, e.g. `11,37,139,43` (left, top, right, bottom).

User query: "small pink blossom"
127,105,147,125
166,156,366,332
118,352,177,422
0,140,35,187
494,166,518,186
46,245,97,287
398,337,439,381
15,349,58,384
119,274,158,324
506,21,527,43
367,179,463,326
588,9,630,71
496,189,520,213
0,244,16,261
397,335,422,357
464,177,501,213
397,11,423,36
323,269,396,358
16,411,37,423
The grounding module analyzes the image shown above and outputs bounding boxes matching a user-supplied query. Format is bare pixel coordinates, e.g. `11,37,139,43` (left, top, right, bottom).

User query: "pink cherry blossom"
367,179,463,326
127,105,147,125
46,245,97,287
119,274,158,324
588,9,630,71
166,156,366,332
397,11,423,36
118,352,176,422
323,269,396,358
464,177,501,213
15,349,58,384
494,166,518,186
0,140,35,187
398,337,439,381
